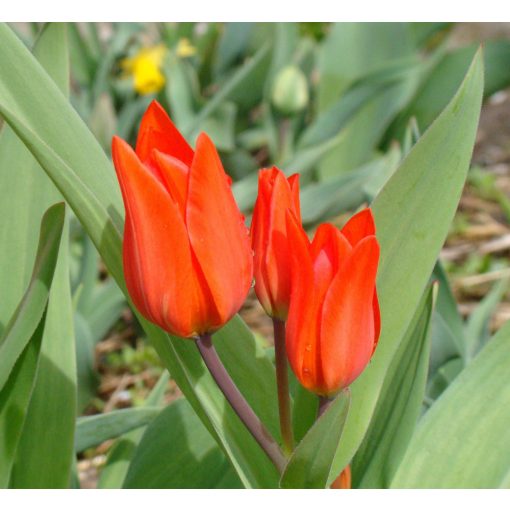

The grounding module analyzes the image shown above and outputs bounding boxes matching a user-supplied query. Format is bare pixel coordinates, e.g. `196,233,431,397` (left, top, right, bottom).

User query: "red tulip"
286,208,380,396
112,101,253,338
250,167,301,319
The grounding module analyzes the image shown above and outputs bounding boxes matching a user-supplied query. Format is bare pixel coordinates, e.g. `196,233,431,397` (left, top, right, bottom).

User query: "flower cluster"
112,101,380,397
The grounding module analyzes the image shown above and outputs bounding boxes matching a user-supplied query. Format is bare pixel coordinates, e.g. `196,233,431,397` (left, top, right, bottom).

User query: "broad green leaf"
391,320,510,488
300,62,418,150
328,49,484,484
97,372,169,489
280,390,350,489
354,283,436,488
426,357,464,404
123,399,242,489
7,24,77,489
163,52,197,130
389,41,510,140
0,203,65,487
291,384,317,444
318,64,420,177
0,316,45,488
75,407,162,453
0,204,65,390
0,23,125,285
317,23,416,112
0,24,281,487
215,22,255,76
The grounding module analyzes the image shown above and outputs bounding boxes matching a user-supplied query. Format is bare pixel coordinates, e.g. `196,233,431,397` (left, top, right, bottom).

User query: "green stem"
195,333,286,473
272,318,294,455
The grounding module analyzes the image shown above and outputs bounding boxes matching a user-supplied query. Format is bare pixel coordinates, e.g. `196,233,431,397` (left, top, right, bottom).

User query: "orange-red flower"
112,101,253,338
250,167,301,319
286,209,381,396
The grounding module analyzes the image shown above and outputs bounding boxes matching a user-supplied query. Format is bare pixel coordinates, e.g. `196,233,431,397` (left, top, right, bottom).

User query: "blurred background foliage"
7,22,510,487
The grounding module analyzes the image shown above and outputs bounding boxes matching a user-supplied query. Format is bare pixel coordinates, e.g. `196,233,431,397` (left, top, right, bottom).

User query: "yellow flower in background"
121,44,167,95
175,38,196,58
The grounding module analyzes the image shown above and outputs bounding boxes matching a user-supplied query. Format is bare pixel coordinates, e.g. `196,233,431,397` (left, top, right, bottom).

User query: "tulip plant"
1,22,510,490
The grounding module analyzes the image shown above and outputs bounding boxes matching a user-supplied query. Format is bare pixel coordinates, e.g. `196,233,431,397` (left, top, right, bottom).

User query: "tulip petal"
341,208,375,247
262,169,297,316
251,169,275,315
112,136,214,337
288,173,302,223
152,150,189,219
186,133,253,324
285,211,319,389
320,235,380,392
310,224,352,307
135,100,194,167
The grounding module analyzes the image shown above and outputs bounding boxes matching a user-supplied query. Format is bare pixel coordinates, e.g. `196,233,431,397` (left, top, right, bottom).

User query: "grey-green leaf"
354,283,436,488
0,203,65,391
280,390,350,489
391,320,510,488
75,407,162,453
123,399,242,489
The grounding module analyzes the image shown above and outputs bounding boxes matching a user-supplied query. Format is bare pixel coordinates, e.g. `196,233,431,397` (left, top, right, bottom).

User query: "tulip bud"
112,101,253,338
271,65,309,115
285,209,381,396
251,167,301,320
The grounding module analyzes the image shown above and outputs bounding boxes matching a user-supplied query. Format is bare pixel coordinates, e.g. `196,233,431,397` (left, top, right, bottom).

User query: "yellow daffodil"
121,44,167,95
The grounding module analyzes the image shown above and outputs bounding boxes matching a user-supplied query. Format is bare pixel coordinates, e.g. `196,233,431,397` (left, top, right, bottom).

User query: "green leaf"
6,24,77,489
464,277,508,361
0,202,65,487
0,23,124,286
74,312,99,412
215,23,255,76
0,203,65,390
317,23,417,112
389,41,510,140
163,52,197,130
300,148,400,226
391,320,510,488
354,283,436,488
280,390,350,489
0,314,45,487
429,261,465,373
318,64,420,177
328,49,484,484
291,383,317,444
97,372,170,489
184,43,271,137
123,398,242,489
75,407,162,453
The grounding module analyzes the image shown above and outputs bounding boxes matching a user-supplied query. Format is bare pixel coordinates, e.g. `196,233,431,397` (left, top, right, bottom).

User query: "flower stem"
272,318,294,455
195,333,286,473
